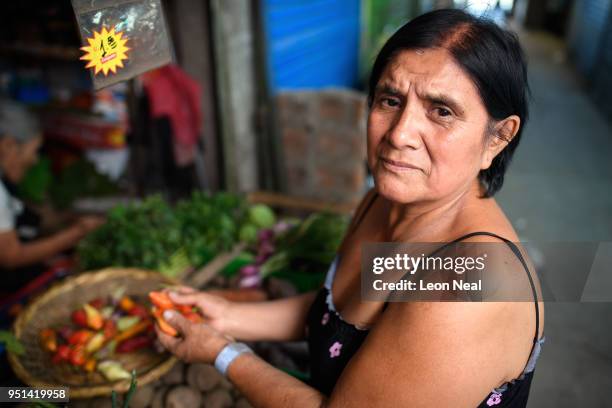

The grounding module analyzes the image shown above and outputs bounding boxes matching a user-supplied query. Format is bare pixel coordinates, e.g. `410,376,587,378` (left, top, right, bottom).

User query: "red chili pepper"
116,335,154,353
52,345,71,364
113,320,152,342
89,298,105,309
71,309,88,328
119,296,135,312
183,311,203,323
103,319,117,340
127,304,149,319
68,330,93,345
69,345,87,366
149,291,174,310
176,304,193,314
39,328,57,352
146,322,155,334
151,308,178,337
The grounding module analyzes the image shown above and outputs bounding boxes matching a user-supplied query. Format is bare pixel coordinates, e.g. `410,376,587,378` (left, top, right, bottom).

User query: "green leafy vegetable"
220,252,255,277
18,158,53,203
0,330,25,355
259,213,349,291
78,195,180,272
17,156,118,209
78,192,252,274
50,159,118,209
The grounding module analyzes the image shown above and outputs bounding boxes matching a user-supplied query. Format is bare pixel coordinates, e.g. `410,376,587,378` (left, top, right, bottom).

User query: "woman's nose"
385,106,424,150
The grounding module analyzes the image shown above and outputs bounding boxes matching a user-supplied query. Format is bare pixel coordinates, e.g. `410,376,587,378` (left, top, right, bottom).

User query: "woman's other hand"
74,215,105,237
155,309,230,364
166,287,233,334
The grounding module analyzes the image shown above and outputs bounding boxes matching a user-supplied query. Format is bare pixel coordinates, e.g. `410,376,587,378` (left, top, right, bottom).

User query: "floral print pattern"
486,392,502,406
329,341,343,358
321,312,330,326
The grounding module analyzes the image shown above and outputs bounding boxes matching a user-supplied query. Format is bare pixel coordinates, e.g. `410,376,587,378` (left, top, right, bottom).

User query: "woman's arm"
168,289,317,342
224,291,318,341
158,299,513,408
0,227,82,268
228,350,325,407
0,216,103,268
157,310,327,408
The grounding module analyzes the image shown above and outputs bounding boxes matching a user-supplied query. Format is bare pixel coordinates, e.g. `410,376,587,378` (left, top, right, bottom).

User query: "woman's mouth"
380,157,420,173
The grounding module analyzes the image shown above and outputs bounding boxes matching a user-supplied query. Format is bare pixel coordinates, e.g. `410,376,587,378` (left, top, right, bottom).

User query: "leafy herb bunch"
77,192,248,276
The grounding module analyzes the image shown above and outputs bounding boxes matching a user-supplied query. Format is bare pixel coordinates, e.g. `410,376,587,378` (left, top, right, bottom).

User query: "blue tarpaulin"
262,0,361,92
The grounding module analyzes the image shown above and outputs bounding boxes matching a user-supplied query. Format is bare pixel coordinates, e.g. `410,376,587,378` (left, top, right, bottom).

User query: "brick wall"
276,88,368,205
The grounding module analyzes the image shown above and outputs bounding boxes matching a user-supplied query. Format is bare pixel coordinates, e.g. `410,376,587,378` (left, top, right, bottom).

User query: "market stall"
2,189,350,405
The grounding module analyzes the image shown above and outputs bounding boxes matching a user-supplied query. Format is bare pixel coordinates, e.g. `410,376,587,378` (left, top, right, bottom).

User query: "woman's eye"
380,97,400,108
435,107,452,117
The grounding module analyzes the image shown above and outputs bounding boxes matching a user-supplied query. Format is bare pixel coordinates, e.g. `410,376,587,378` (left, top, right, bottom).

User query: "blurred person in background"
0,100,103,293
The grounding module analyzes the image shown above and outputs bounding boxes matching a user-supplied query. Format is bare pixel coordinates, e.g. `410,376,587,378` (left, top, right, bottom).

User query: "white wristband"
214,342,253,376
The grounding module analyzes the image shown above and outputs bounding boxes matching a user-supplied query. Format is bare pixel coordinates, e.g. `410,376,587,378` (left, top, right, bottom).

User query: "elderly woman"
156,9,545,407
0,100,103,291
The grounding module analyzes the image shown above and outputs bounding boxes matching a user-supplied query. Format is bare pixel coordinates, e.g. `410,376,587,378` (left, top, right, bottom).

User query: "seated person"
0,100,103,293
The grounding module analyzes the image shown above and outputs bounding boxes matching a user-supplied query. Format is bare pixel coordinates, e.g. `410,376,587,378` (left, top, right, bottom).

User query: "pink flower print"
486,392,502,406
321,312,330,326
329,341,343,358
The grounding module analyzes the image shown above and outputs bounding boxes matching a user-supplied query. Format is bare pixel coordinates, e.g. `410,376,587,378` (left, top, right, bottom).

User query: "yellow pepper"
83,303,104,330
85,332,106,354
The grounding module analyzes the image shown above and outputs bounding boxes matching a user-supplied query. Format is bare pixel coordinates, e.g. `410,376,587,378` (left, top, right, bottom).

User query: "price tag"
80,26,130,76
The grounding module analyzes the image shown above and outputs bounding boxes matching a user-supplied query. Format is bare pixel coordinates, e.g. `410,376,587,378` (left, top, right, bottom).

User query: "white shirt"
0,179,23,232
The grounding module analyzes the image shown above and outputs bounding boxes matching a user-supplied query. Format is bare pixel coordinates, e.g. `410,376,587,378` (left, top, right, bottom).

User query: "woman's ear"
481,115,521,170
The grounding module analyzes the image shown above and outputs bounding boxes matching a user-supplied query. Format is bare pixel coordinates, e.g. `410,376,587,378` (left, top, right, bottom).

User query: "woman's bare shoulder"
452,197,520,242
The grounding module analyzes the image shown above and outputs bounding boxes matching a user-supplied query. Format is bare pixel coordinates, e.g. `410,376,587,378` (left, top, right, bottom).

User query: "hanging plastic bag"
71,0,173,90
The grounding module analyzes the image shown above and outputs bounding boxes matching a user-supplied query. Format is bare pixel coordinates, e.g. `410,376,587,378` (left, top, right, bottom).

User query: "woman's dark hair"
367,9,530,197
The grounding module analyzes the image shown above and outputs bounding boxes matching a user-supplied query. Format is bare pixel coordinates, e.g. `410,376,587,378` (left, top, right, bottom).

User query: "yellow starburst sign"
80,26,130,76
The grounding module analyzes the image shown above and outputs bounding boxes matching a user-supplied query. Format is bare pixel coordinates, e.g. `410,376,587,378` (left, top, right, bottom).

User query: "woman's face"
367,48,495,204
0,136,42,183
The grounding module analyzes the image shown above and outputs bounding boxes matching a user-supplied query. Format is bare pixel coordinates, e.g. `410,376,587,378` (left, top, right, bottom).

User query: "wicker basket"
8,268,178,398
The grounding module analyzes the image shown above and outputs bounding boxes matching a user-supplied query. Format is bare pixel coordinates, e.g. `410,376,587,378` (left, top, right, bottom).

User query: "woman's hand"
73,215,105,238
162,287,317,343
165,287,234,334
155,309,230,364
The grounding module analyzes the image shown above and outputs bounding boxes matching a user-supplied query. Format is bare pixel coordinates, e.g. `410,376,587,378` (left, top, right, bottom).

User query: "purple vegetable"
258,241,275,258
57,325,74,342
257,228,274,243
239,275,261,288
240,264,260,276
255,253,268,265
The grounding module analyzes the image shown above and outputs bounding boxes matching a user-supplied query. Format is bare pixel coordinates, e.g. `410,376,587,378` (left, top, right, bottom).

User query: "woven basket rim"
8,267,179,398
